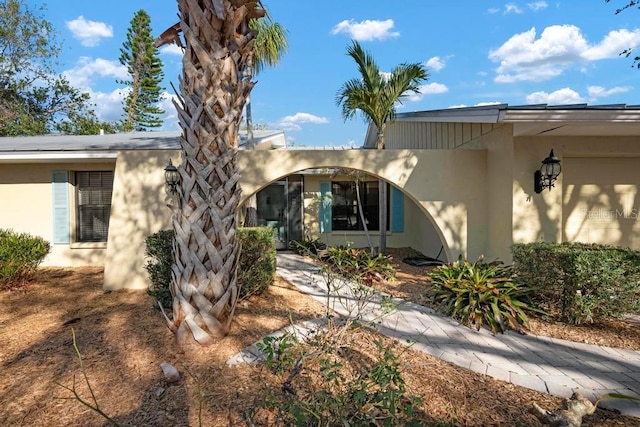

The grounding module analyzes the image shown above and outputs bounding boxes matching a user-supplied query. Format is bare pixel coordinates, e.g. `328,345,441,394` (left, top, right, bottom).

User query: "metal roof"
0,130,284,160
0,129,286,153
364,103,640,147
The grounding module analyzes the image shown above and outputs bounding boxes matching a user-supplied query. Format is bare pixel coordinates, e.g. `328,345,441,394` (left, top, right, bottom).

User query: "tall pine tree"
119,9,164,131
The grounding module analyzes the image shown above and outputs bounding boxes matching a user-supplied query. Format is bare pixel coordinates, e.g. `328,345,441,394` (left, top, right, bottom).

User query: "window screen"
76,171,114,242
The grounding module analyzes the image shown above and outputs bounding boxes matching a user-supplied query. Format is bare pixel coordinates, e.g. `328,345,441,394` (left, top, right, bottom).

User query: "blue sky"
35,0,640,146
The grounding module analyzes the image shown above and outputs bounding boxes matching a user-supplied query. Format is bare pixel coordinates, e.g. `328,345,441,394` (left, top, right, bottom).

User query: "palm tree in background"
242,14,288,227
336,40,427,254
165,0,264,345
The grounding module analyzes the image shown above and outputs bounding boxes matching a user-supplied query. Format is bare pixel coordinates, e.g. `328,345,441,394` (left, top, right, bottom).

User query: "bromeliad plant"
429,255,541,334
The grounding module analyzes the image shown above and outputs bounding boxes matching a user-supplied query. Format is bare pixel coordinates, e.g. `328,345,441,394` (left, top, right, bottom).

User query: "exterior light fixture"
164,159,180,195
534,149,561,193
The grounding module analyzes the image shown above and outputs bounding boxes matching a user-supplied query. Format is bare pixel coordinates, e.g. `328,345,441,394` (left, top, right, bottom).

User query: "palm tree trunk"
376,131,387,254
244,89,258,227
169,0,263,345
354,180,375,255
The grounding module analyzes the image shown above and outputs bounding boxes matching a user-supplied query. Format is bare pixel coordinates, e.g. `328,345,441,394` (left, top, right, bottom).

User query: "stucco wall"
238,149,488,263
103,150,178,290
0,161,115,266
513,136,640,251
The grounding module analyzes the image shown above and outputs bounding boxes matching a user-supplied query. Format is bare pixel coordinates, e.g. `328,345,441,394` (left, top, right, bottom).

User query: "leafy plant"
256,338,423,426
289,238,326,256
0,228,50,288
324,245,395,286
256,332,299,375
429,255,541,334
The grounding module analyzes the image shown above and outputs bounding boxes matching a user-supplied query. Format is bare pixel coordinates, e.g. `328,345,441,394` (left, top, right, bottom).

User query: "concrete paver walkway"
274,252,640,418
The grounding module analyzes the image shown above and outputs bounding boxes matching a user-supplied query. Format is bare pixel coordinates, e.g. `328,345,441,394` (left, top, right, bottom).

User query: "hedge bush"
144,227,276,307
0,229,50,288
236,227,277,299
511,242,640,324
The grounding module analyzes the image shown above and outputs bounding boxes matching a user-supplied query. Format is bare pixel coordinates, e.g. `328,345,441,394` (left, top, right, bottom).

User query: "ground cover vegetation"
1,230,639,424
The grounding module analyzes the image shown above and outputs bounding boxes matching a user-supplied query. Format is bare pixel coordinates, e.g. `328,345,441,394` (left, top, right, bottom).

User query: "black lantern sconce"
534,149,561,193
164,159,180,195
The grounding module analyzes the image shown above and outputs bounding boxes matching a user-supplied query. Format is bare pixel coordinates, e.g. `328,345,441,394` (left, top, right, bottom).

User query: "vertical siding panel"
52,170,70,244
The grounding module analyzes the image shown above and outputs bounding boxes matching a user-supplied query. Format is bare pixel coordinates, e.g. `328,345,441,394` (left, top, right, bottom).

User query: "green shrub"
0,229,50,288
429,255,539,334
144,230,174,308
512,242,640,324
144,227,276,306
236,227,276,299
324,245,395,285
289,238,326,256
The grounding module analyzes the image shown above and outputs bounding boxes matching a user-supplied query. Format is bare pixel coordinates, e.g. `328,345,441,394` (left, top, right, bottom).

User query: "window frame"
73,170,114,244
330,180,389,232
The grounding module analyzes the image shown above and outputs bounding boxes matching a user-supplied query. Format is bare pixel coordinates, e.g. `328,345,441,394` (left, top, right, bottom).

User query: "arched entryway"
237,149,489,262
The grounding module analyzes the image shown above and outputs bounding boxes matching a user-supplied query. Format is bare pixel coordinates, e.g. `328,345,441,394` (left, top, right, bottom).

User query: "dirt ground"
1,254,639,426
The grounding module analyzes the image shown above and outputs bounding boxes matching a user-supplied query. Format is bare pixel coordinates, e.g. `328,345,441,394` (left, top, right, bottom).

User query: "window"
75,171,113,242
331,181,387,231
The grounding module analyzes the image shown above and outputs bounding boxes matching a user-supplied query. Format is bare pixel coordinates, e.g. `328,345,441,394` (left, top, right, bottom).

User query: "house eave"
0,151,120,163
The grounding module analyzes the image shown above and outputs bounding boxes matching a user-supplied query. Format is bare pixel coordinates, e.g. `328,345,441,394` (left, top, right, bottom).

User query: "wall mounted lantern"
534,149,561,193
164,159,180,195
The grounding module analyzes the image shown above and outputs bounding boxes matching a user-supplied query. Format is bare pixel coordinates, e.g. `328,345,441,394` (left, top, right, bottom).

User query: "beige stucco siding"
563,157,640,248
103,150,177,290
238,149,488,264
0,161,115,266
511,136,640,251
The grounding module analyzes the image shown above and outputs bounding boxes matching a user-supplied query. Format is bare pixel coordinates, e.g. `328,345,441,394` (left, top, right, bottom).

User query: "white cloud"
160,44,184,56
63,57,128,90
331,19,400,41
421,82,449,95
489,25,624,83
158,92,180,131
475,101,504,106
504,3,523,14
89,88,128,123
583,29,640,60
448,102,503,109
65,16,113,47
526,88,585,105
487,7,501,14
587,85,631,98
425,56,446,72
403,82,448,102
277,112,329,131
528,1,548,11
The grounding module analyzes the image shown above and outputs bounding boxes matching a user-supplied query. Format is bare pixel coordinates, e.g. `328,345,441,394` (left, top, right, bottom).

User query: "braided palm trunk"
169,0,263,345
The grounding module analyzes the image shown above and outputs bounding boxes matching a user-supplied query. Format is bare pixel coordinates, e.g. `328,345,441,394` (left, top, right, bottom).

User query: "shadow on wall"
103,150,179,290
237,149,488,263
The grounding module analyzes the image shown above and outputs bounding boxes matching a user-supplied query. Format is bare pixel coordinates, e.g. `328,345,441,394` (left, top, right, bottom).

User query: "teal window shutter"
52,170,70,244
391,186,404,233
319,182,332,233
